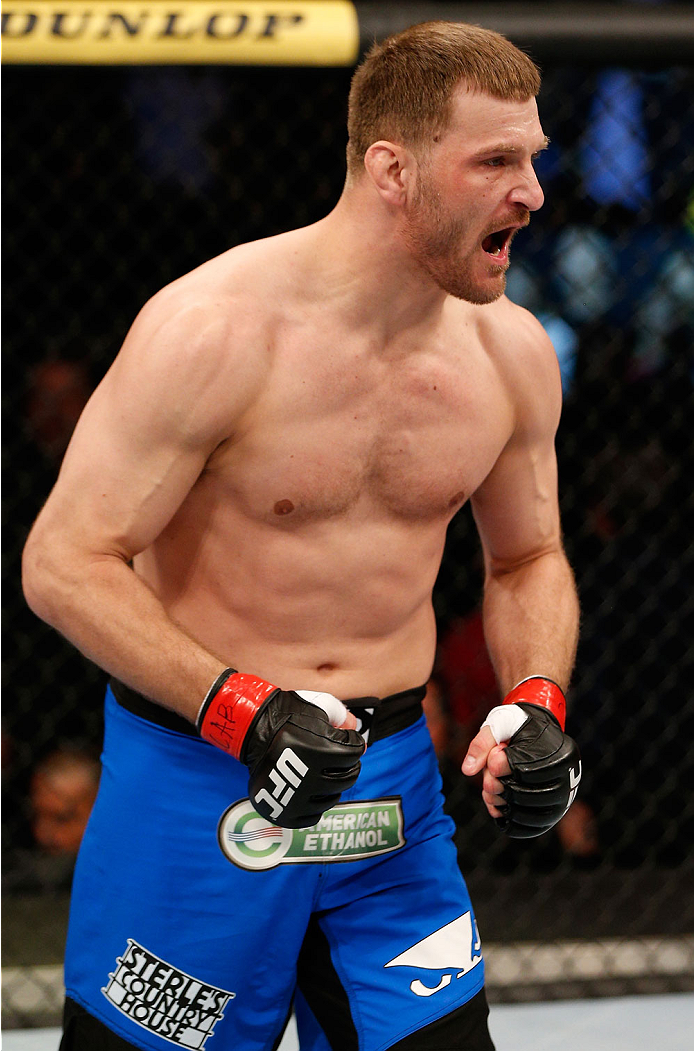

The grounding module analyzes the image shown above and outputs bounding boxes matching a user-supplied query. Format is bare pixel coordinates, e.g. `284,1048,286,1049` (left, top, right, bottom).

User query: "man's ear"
363,141,417,206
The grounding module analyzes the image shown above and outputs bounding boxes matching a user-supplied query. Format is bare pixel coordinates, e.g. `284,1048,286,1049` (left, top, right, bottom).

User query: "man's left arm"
463,310,581,837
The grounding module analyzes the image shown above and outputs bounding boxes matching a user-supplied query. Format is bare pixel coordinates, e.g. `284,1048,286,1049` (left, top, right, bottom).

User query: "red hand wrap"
198,672,277,759
503,676,566,731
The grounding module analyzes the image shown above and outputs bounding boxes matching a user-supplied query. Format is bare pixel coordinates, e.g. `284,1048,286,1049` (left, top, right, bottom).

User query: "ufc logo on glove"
197,670,365,827
254,747,309,821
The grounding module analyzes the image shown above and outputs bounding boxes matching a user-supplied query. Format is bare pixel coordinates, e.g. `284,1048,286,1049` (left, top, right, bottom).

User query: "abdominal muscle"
133,500,447,700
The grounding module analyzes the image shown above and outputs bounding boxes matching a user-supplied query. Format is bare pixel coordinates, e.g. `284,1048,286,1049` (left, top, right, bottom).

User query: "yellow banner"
1,1,359,65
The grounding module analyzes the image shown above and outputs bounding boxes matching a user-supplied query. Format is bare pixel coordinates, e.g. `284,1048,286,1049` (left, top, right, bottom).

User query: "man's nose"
510,166,545,212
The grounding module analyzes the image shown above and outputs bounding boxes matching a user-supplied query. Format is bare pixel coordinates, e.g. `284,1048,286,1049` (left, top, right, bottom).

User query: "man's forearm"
22,544,227,723
481,548,579,696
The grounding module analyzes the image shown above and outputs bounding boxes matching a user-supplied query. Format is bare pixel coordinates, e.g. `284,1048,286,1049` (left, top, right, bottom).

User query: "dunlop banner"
1,1,360,65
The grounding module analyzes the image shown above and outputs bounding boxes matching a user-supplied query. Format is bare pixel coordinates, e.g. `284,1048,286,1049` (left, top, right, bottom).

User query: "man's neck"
296,183,453,343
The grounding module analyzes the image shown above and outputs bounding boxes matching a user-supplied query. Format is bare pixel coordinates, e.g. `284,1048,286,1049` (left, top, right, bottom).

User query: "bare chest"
207,345,513,524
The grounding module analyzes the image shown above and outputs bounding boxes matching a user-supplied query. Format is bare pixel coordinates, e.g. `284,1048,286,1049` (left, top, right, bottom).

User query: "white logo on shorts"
102,939,234,1047
384,912,482,997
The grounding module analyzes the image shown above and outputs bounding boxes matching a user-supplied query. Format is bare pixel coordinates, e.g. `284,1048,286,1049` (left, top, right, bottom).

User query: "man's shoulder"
103,240,294,441
147,235,294,323
471,295,553,362
462,296,562,428
124,233,306,376
113,236,304,404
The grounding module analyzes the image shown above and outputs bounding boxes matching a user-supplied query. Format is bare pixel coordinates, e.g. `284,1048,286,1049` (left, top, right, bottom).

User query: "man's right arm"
22,291,255,721
22,290,365,827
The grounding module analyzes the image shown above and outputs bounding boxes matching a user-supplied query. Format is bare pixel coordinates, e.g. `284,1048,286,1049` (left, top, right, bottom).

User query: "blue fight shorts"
62,685,492,1051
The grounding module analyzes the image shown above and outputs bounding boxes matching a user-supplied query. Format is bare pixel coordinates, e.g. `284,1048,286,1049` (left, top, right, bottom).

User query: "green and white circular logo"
218,800,293,870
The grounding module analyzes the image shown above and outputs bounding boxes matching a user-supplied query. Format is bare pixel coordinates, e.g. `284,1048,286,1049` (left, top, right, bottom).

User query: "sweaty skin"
22,90,579,820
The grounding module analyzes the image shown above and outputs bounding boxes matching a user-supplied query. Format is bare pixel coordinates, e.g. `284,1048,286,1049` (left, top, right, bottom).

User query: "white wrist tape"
295,690,349,727
481,704,529,744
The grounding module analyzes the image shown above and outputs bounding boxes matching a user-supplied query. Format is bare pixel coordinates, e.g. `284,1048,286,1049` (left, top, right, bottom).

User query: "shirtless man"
23,21,580,1051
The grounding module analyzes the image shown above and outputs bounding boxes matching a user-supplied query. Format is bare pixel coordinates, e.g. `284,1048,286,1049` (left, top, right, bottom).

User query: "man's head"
347,21,541,176
26,358,92,463
346,22,546,304
30,747,100,855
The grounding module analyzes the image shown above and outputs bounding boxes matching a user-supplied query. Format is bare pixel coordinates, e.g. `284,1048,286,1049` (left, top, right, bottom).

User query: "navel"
448,490,466,509
273,499,295,516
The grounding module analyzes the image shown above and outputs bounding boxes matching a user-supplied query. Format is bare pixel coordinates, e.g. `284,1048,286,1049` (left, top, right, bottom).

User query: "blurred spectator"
26,358,92,466
3,745,100,893
30,746,100,857
437,609,500,764
555,800,600,861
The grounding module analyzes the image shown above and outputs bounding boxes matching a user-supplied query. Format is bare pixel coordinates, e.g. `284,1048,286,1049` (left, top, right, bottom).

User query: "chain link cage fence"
3,1,694,1029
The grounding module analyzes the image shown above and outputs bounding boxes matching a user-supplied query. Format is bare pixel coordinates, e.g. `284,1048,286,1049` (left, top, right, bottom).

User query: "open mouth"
481,227,513,257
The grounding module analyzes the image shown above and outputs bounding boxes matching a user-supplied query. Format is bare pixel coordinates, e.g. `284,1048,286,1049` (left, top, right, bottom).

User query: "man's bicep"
47,379,212,560
470,428,562,573
32,299,247,560
472,309,565,571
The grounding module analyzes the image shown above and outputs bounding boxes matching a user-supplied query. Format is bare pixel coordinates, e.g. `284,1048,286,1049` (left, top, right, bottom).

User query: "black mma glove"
197,669,365,828
483,677,582,839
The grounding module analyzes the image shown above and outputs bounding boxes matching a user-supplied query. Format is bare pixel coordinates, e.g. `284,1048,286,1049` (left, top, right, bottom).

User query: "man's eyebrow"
473,135,551,157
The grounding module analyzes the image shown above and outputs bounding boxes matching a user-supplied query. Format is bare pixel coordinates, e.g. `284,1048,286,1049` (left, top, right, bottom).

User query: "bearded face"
402,162,530,305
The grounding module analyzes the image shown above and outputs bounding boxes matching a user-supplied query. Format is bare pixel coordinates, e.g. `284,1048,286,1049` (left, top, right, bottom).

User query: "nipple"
273,499,295,516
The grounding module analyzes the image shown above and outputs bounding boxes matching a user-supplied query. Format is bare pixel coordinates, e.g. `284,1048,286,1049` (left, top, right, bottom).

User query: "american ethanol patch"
218,797,405,870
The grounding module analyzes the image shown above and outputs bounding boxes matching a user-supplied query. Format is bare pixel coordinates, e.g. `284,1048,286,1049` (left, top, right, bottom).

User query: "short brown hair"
347,21,541,172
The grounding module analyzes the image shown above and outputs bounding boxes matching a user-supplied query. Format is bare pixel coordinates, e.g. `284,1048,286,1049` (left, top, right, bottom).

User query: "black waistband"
346,687,426,744
110,678,197,736
109,678,425,745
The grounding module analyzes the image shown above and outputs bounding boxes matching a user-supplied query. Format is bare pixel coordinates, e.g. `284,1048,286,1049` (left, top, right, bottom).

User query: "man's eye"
485,157,504,167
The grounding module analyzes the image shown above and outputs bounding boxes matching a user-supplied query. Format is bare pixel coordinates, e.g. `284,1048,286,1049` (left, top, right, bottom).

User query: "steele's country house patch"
102,939,235,1048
